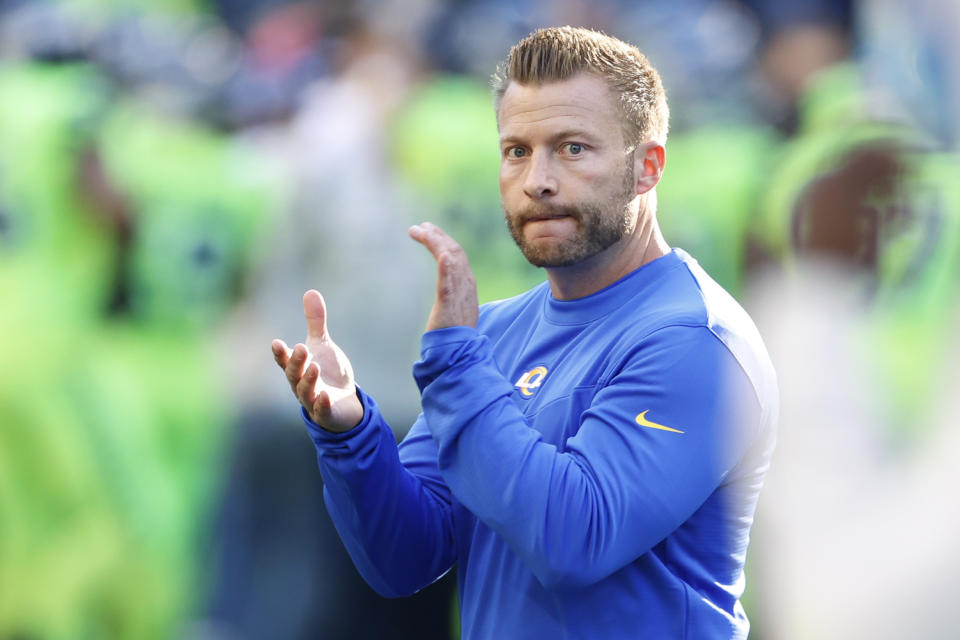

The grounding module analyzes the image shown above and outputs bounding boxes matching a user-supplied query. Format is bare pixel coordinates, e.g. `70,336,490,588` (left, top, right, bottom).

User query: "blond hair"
492,26,669,147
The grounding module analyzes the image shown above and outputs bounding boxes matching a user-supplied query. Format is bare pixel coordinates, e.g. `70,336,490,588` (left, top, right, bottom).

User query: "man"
272,27,777,639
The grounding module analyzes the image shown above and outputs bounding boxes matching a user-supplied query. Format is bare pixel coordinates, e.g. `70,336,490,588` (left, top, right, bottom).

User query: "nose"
522,152,558,200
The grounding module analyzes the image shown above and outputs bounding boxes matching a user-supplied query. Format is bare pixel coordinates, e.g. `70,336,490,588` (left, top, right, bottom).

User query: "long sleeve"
413,324,762,591
305,390,456,597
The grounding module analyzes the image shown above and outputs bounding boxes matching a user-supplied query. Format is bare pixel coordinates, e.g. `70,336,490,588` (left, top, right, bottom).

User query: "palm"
303,332,356,423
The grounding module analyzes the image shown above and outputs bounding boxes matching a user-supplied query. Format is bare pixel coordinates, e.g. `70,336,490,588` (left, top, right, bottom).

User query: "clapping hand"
408,222,479,331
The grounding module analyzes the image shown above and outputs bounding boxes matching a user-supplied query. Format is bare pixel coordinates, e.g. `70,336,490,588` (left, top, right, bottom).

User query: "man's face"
497,73,638,268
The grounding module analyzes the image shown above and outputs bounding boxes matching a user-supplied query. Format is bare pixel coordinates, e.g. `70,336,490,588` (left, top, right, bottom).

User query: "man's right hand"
271,290,364,433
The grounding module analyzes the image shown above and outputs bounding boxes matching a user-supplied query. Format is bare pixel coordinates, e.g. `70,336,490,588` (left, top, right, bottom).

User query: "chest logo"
635,410,685,434
515,366,548,396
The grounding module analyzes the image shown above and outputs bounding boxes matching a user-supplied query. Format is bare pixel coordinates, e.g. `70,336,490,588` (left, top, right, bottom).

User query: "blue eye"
565,143,583,155
508,147,526,158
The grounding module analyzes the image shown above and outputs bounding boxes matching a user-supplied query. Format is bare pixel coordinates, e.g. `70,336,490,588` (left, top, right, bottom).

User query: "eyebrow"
499,129,599,147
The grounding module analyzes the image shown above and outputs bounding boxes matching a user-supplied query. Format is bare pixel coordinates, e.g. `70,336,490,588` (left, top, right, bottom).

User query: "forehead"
497,73,622,142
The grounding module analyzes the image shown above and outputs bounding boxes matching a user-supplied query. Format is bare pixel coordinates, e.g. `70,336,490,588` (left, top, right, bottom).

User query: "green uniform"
0,63,274,637
757,63,960,440
0,61,122,639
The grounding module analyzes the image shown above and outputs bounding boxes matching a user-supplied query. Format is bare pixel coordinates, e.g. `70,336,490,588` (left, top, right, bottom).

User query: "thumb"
303,289,329,340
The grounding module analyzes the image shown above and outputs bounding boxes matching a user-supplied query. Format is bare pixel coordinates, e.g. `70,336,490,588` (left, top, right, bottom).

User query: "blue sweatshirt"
304,249,778,639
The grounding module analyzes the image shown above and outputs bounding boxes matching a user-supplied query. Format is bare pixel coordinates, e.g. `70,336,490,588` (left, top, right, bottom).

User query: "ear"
633,142,666,195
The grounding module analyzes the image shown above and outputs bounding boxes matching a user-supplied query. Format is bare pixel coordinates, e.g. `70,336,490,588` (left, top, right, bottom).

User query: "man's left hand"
409,222,479,331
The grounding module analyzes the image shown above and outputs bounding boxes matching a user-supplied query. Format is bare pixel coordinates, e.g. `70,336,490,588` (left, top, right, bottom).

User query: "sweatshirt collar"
542,249,684,324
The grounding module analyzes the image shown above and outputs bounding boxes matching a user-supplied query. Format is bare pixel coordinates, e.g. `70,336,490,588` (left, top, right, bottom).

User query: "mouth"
518,213,579,243
526,213,571,223
520,207,579,224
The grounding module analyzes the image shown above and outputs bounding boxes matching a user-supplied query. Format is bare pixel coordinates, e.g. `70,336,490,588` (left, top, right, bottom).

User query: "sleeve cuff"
415,326,491,394
420,325,479,351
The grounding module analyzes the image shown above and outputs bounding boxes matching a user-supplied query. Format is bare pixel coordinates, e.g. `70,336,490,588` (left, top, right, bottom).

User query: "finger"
408,222,464,263
272,339,292,369
303,290,329,341
313,389,333,425
436,251,456,298
410,224,471,284
285,343,310,391
296,360,320,409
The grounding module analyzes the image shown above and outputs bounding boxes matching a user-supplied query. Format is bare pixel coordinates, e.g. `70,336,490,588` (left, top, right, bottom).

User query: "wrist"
305,387,364,434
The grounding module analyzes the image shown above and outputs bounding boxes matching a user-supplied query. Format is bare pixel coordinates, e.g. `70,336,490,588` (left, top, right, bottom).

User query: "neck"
545,195,670,300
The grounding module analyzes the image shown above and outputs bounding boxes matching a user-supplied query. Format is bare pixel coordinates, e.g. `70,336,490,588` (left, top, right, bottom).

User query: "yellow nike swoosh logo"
635,411,685,434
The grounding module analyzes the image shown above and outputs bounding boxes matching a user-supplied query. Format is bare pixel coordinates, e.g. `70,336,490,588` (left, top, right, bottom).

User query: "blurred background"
1,0,958,638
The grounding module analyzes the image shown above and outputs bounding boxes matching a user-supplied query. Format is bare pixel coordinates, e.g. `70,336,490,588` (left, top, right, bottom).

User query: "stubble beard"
504,164,637,268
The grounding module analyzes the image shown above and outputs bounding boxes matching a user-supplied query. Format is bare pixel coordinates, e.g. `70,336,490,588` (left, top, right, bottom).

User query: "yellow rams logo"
515,366,548,396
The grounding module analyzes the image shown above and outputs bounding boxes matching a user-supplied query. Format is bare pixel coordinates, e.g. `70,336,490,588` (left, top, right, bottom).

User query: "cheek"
559,164,604,195
499,164,521,196
583,160,628,194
